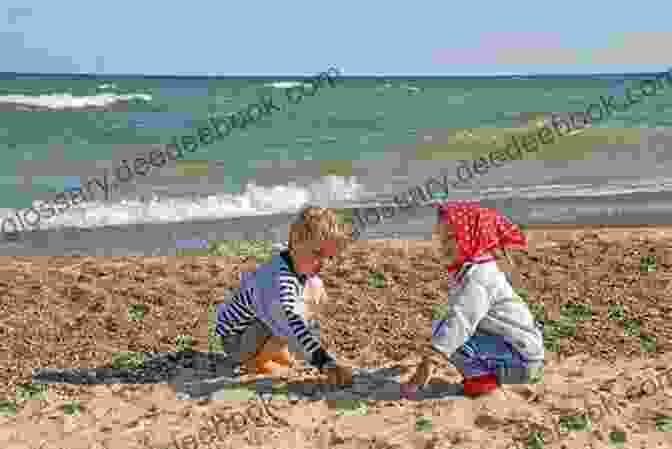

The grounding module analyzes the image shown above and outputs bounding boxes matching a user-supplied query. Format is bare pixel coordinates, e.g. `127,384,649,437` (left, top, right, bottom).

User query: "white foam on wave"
0,92,151,109
452,176,672,200
352,176,672,212
98,83,117,89
7,175,672,234
264,81,309,89
10,175,364,232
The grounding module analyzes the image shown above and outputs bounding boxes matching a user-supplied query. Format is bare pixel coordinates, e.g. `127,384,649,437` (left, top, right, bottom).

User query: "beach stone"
325,390,364,401
289,382,317,397
323,383,344,394
251,378,275,396
308,385,327,401
105,377,124,385
353,374,373,383
351,368,369,377
418,382,465,400
354,368,380,378
351,381,375,395
376,381,402,392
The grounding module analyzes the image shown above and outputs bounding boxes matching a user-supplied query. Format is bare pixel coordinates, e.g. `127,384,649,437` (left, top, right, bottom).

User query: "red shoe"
462,374,498,397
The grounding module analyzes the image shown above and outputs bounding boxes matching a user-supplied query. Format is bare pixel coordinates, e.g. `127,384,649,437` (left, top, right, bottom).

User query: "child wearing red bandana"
401,201,544,398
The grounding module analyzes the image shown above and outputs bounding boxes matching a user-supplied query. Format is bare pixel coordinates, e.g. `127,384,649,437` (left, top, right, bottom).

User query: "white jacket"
432,260,545,362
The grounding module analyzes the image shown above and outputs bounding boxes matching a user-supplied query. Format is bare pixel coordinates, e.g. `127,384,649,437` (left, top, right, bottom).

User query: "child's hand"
307,347,336,370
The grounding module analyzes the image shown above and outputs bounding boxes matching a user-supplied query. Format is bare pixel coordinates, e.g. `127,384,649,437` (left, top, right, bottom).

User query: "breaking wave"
4,175,364,232
0,92,151,110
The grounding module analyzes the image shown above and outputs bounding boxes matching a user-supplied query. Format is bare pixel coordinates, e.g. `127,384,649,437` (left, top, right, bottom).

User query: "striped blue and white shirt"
215,250,323,356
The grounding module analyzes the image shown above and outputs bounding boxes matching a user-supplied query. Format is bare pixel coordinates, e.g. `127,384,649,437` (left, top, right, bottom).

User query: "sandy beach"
1,225,672,448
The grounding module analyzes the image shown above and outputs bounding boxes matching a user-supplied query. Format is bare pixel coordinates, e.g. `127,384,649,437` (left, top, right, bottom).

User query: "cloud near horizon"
433,32,672,69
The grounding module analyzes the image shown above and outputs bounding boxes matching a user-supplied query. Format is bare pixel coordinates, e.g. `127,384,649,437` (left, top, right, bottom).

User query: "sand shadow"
174,364,465,402
31,352,465,402
31,351,239,385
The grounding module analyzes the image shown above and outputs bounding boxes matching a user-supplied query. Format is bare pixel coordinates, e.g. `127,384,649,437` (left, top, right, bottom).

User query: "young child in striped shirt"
215,206,353,384
401,201,544,398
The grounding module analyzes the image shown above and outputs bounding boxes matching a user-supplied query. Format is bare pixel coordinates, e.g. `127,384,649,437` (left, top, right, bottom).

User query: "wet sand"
2,190,672,256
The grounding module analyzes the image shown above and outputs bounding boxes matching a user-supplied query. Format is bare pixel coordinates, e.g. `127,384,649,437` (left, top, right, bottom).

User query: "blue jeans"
441,332,538,383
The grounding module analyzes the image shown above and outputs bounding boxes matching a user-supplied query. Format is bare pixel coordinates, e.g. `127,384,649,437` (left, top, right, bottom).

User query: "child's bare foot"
401,358,435,399
409,358,435,385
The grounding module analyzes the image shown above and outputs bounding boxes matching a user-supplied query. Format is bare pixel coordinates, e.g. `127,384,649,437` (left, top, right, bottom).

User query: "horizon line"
0,69,670,80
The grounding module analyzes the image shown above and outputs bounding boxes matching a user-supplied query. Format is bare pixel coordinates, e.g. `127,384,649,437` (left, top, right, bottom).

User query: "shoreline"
2,188,672,255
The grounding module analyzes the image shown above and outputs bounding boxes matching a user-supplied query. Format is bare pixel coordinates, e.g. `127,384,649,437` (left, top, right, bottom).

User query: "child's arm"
275,271,337,371
431,279,491,360
406,279,492,391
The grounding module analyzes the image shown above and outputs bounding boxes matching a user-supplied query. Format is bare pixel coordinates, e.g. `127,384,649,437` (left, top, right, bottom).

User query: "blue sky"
2,1,671,76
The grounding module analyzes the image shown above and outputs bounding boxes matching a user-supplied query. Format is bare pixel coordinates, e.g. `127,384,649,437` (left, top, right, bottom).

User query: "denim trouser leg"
444,332,533,384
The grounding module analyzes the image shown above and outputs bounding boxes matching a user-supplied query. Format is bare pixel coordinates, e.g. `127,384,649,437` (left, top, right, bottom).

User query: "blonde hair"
288,206,353,251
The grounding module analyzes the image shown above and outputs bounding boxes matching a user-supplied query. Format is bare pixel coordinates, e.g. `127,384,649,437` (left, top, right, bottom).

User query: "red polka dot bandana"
434,200,527,271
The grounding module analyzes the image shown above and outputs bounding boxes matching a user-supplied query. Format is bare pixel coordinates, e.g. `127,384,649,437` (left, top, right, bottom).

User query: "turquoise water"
1,72,671,212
